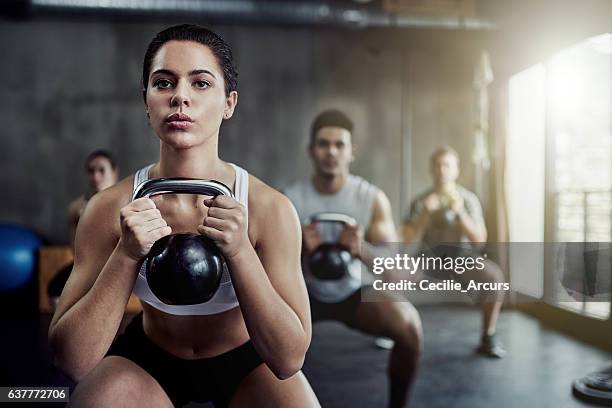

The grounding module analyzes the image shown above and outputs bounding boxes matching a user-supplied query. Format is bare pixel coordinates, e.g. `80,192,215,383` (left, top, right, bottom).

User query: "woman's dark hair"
86,149,117,170
142,24,238,100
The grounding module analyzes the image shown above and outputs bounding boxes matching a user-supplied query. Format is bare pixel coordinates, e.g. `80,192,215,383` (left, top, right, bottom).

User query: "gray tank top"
284,175,379,302
131,163,248,315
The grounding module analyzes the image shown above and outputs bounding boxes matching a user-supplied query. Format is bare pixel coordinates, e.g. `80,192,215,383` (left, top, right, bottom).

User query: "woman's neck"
155,138,224,180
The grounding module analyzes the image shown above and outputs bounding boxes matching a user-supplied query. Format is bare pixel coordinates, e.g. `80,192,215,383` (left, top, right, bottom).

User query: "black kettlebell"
309,243,353,281
133,178,233,305
306,213,357,281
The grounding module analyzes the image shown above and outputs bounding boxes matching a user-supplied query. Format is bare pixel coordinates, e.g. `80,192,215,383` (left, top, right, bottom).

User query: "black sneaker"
477,334,506,358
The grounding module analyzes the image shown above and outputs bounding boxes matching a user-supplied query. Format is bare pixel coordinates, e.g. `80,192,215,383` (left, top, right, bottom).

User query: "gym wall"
0,21,480,243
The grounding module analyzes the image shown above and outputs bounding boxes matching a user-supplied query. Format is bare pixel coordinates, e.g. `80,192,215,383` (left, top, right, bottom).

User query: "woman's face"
87,156,117,192
145,40,237,149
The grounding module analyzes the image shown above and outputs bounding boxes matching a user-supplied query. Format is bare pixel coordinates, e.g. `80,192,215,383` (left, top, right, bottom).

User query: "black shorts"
106,313,263,407
309,289,362,326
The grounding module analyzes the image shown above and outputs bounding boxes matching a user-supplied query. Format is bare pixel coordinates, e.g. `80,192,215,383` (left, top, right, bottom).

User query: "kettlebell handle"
305,212,357,226
133,178,234,200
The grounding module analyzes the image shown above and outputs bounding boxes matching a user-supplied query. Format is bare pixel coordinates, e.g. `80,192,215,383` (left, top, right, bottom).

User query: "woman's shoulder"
247,174,293,212
82,175,135,222
247,175,299,236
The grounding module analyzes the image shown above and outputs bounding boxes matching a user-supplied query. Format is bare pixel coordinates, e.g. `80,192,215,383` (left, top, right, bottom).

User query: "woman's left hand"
197,196,250,259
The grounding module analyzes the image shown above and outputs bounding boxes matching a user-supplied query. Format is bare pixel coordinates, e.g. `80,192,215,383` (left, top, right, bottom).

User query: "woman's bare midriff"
115,173,254,361
141,303,251,360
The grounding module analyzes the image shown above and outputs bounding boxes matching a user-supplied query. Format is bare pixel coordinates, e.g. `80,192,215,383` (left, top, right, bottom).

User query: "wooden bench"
38,246,142,314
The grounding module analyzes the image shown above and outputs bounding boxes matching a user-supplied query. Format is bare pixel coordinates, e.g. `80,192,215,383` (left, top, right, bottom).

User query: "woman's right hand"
118,197,172,261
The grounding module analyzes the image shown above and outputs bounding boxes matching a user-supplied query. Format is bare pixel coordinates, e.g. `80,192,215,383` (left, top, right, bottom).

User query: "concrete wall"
0,20,481,243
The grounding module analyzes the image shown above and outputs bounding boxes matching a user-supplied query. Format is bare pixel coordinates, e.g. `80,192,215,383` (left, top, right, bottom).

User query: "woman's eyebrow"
151,69,176,77
189,69,216,79
150,69,217,79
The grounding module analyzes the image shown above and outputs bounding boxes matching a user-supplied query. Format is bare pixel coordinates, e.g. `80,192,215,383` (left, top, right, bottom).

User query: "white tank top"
284,175,379,303
131,163,249,315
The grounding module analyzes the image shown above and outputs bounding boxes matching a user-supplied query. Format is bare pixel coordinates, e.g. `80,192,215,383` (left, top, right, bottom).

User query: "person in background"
285,110,422,408
47,150,119,310
403,145,506,358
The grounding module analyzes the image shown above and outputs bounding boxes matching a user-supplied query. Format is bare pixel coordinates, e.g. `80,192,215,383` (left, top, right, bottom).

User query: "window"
508,34,612,319
507,64,545,298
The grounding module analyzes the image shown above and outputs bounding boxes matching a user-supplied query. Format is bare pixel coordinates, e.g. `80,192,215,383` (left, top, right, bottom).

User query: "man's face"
310,126,354,178
87,157,118,192
431,152,459,186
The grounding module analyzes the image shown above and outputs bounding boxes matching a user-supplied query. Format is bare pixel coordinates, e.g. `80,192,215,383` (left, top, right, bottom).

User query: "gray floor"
303,305,611,408
1,306,610,407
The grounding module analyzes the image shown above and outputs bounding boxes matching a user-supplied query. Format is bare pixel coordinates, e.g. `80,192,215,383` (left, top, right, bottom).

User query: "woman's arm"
66,196,84,250
49,184,171,381
199,184,311,380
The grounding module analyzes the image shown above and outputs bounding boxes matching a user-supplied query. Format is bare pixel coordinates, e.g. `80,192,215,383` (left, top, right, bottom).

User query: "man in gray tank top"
285,110,422,408
403,146,507,358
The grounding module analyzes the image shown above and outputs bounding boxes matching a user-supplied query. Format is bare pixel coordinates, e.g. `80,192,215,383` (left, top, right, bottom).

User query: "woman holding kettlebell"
49,24,318,407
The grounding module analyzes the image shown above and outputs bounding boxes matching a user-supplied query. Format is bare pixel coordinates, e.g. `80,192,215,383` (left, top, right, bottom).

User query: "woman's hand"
118,197,172,260
198,196,250,259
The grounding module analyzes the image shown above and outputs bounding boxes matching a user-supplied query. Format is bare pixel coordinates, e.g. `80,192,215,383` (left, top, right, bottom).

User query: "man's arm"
366,189,398,243
453,192,487,243
353,190,398,267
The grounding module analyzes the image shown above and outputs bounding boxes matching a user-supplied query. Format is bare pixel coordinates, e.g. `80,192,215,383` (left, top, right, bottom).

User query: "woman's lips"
165,112,194,130
166,120,193,130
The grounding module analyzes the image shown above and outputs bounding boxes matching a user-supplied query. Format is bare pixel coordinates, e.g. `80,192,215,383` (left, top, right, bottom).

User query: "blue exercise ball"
0,224,42,292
